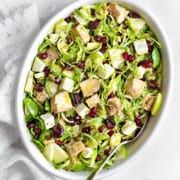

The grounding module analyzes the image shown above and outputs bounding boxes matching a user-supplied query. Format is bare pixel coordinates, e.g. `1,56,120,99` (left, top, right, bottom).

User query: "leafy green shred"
23,1,162,173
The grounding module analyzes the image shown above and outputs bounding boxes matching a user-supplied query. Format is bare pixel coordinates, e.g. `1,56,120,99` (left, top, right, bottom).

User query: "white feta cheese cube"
32,57,46,72
60,78,74,92
51,91,72,113
75,103,89,118
40,113,55,129
86,94,100,108
121,121,137,136
34,72,45,79
109,49,124,69
134,39,148,55
98,64,115,79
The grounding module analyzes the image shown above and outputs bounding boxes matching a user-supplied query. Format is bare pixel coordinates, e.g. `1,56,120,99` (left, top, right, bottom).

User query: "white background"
1,0,180,180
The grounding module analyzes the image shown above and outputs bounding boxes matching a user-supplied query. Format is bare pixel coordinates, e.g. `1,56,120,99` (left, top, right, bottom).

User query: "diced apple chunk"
86,94,100,108
135,66,147,79
108,3,129,24
65,140,85,156
47,48,59,60
75,103,89,118
125,78,146,98
110,133,122,147
25,71,34,94
98,64,115,79
107,97,122,116
53,144,69,163
80,79,100,97
60,78,74,92
134,39,148,55
72,25,90,43
32,57,46,72
51,91,72,113
128,18,145,32
142,95,155,111
121,121,137,136
44,143,54,162
35,90,48,104
44,143,69,163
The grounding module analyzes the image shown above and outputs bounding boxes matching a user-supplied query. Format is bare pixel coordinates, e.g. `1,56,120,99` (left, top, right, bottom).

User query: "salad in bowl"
23,1,162,174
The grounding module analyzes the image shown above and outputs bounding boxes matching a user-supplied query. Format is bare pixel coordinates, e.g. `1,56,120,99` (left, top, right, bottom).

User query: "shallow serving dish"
16,0,173,179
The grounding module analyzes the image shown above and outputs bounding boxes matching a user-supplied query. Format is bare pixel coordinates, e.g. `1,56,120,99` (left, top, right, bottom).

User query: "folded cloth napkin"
0,4,58,180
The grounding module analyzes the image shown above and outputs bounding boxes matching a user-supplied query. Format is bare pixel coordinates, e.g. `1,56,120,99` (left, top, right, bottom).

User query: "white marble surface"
1,0,180,179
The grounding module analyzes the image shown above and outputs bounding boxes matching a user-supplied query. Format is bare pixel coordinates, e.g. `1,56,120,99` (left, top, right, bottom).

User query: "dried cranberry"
101,37,108,44
88,20,100,30
140,60,153,68
72,93,82,106
55,139,63,146
122,52,135,62
128,55,135,62
108,92,116,99
54,77,61,84
147,40,153,52
129,11,141,18
100,43,107,53
34,82,44,92
27,122,35,129
34,127,41,138
98,125,105,133
64,65,73,71
91,9,96,16
148,80,158,89
65,16,72,23
108,130,114,136
74,115,82,125
66,37,73,44
95,155,101,161
122,52,129,60
82,126,91,134
135,116,142,127
76,61,85,68
104,117,115,129
52,124,64,138
104,149,111,156
88,107,97,118
94,35,107,44
95,35,102,42
43,66,50,77
39,52,48,59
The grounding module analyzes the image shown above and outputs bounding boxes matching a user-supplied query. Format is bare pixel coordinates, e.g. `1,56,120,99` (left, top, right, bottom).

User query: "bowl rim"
15,0,174,179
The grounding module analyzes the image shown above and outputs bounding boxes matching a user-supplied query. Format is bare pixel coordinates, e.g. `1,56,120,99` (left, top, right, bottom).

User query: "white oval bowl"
16,0,173,179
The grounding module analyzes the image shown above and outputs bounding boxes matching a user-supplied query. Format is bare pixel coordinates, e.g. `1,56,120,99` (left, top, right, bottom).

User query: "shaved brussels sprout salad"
23,2,162,172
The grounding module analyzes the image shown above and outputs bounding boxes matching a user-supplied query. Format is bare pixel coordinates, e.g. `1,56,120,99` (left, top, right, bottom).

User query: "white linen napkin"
0,4,58,180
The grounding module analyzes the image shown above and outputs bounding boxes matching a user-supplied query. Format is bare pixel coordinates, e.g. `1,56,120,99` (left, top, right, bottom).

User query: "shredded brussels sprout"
23,2,162,172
